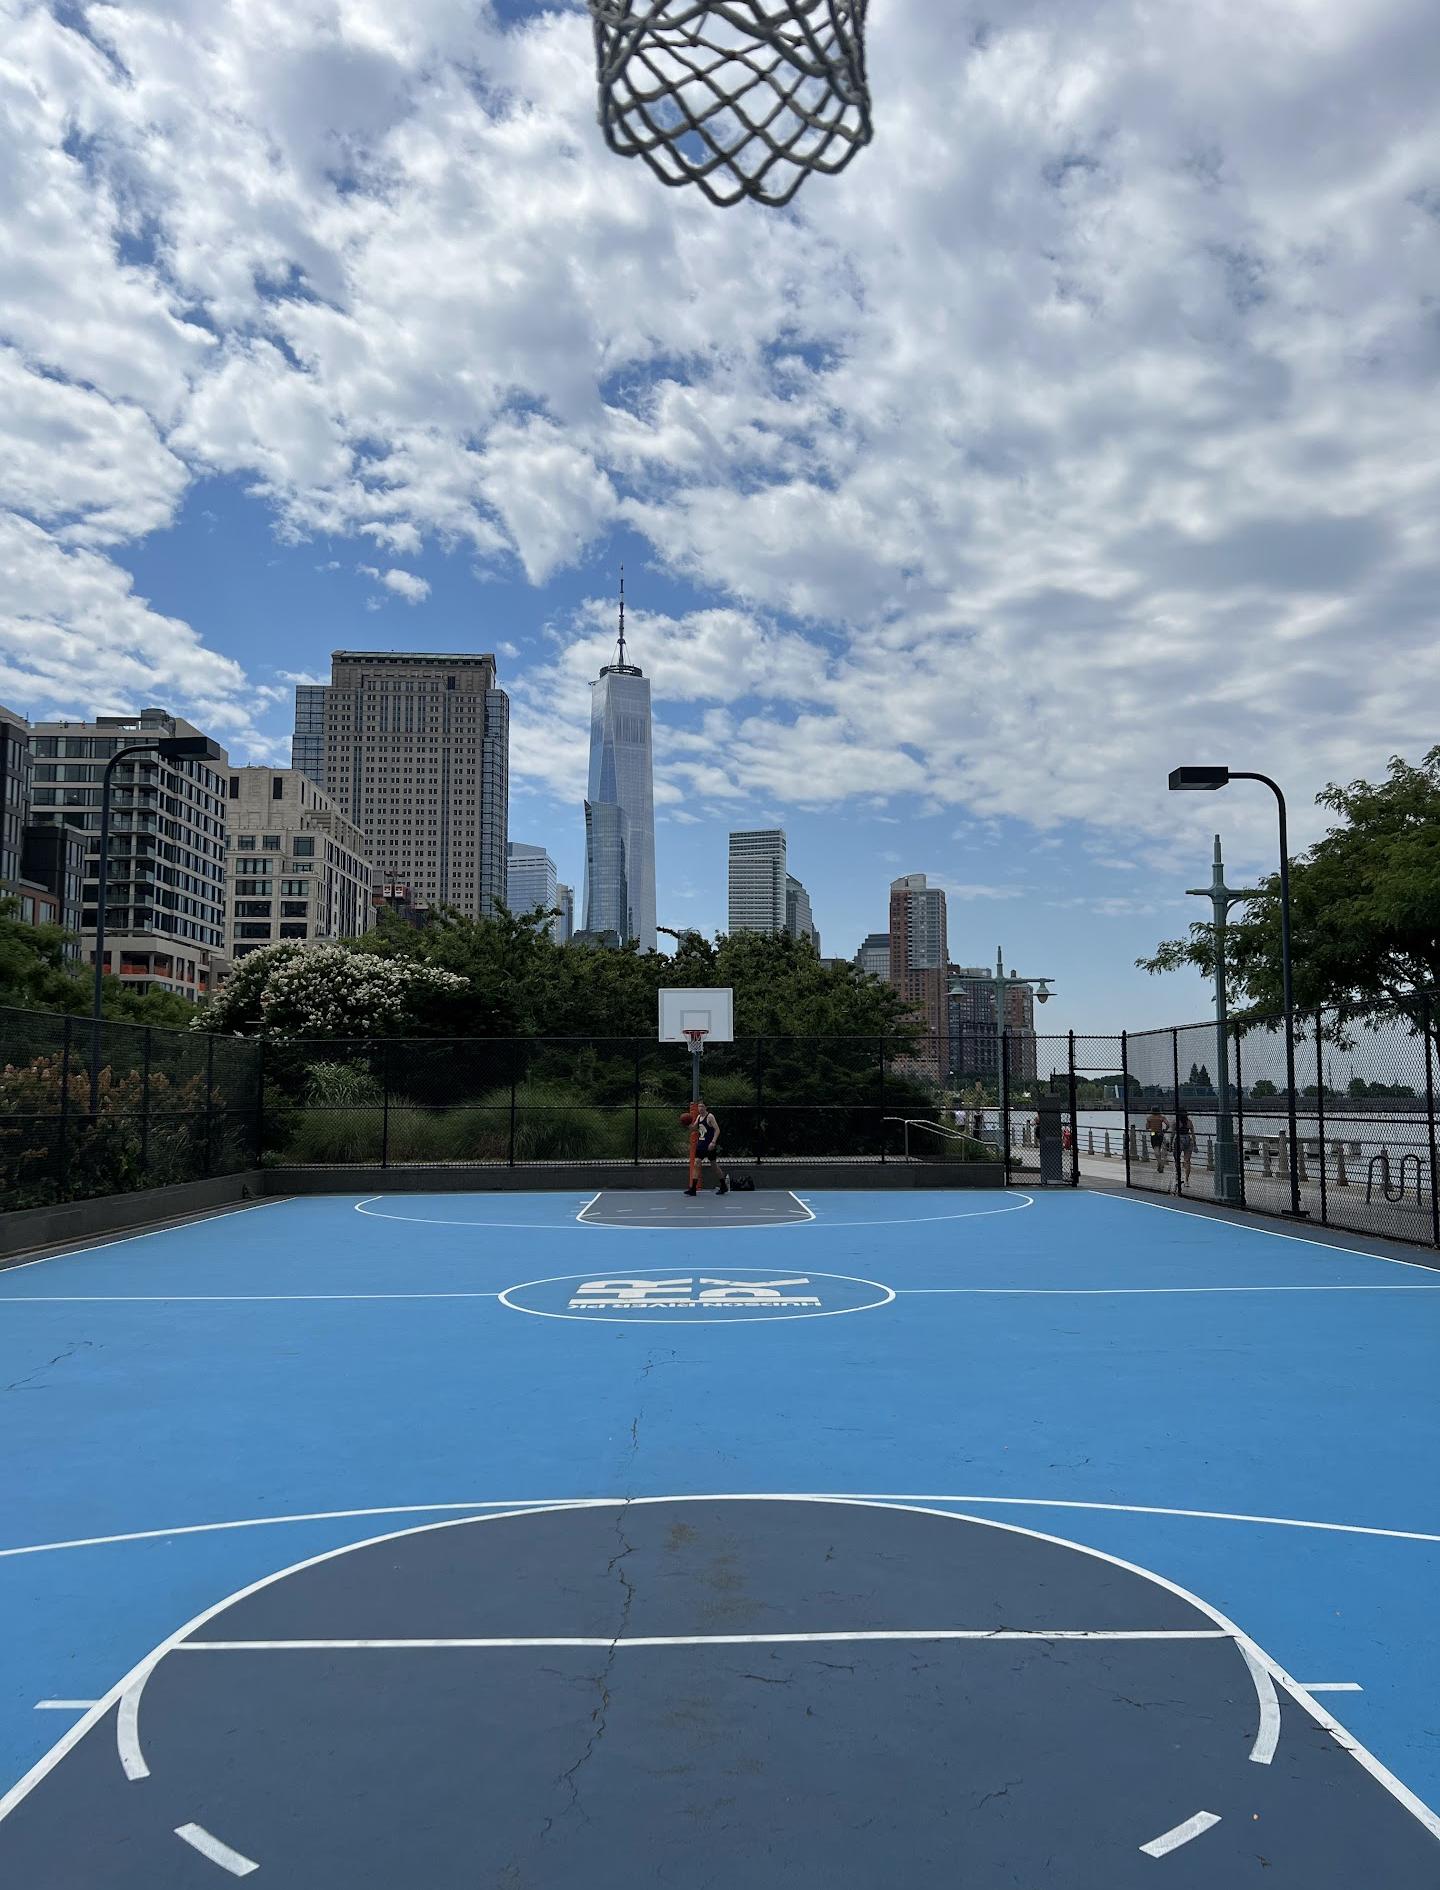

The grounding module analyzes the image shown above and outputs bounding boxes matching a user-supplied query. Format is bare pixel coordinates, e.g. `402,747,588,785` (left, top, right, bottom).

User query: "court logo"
500,1265,895,1324
569,1278,821,1311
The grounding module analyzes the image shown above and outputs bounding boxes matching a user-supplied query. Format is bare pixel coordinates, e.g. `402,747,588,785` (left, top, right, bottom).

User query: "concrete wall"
1,1171,268,1267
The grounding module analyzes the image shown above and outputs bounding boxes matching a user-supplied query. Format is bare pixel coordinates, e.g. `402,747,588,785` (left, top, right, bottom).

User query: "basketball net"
587,0,873,209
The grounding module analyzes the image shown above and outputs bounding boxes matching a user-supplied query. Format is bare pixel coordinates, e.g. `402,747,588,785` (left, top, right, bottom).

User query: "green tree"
1251,1078,1278,1098
1138,749,1440,1037
0,897,194,1026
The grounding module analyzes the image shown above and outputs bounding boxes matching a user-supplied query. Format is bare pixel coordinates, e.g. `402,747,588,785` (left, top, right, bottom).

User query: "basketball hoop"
683,1027,709,1054
587,0,873,209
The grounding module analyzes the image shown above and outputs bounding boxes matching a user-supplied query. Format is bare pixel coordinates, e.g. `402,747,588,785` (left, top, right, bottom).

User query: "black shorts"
697,1143,720,1164
1150,1132,1165,1150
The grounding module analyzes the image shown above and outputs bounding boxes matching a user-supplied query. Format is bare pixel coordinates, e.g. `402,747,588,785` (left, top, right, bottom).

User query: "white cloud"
1,0,1436,877
381,567,430,602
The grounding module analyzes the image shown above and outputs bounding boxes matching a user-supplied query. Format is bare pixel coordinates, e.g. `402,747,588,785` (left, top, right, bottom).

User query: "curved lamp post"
1168,767,1305,1218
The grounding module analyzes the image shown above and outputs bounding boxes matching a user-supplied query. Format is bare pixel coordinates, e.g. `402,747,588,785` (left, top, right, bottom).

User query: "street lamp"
90,734,225,1109
948,948,1054,1093
1168,766,1305,1218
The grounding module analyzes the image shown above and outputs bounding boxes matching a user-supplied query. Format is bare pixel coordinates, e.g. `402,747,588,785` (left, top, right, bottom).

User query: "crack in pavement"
544,1348,662,1841
2,1339,94,1393
975,1780,1021,1811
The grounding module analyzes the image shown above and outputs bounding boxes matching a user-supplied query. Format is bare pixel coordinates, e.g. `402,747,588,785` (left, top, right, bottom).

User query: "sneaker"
716,1177,730,1196
685,1183,698,1197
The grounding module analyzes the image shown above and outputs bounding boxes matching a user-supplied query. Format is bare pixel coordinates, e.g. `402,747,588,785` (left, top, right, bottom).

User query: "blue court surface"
1,1187,1438,1886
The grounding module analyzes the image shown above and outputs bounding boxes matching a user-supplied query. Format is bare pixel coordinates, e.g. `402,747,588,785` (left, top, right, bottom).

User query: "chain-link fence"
1,1006,265,1211
6,999,1435,1248
260,1034,963,1169
1116,1005,1439,1248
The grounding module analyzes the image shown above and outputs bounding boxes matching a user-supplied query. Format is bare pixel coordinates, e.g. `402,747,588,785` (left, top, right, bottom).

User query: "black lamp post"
1167,766,1306,1218
90,734,225,1110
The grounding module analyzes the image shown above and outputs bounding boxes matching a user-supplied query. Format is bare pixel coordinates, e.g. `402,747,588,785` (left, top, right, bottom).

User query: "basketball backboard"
658,987,735,1043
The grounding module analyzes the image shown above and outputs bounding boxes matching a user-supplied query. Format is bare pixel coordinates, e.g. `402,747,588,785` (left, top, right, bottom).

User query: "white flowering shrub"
194,942,468,1040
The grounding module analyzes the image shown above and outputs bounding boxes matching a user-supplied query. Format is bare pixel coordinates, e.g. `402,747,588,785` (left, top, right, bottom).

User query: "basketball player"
685,1098,729,1196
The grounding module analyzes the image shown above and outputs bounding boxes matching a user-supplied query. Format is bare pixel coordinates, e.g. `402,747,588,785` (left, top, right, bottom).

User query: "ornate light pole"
1168,766,1305,1217
1185,835,1263,1206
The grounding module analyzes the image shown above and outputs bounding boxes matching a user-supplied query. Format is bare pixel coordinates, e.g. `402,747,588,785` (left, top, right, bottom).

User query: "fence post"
57,1013,73,1201
1424,993,1440,1249
140,1026,153,1179
878,1041,886,1166
252,1035,265,1168
1120,1031,1131,1189
1233,1026,1246,1207
1067,1029,1079,1187
203,1032,215,1178
1171,1028,1182,1194
1000,1030,1011,1183
380,1040,391,1170
633,1042,642,1167
755,1036,767,1168
1314,1010,1327,1228
508,1045,518,1169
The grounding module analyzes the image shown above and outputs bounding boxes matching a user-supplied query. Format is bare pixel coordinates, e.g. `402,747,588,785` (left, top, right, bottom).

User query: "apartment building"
225,767,374,960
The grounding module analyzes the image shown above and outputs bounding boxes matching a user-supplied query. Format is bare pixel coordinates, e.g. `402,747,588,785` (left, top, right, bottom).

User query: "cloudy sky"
3,0,1438,1030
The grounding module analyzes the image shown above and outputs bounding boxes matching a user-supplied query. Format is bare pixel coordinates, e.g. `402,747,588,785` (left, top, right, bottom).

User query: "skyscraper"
784,872,820,953
556,883,575,944
855,931,891,978
728,829,787,934
583,579,655,951
507,842,561,937
293,652,509,920
888,872,950,1079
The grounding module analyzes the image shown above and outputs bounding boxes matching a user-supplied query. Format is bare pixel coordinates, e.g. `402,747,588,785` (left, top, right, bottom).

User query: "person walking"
1144,1106,1169,1171
1174,1106,1195,1186
685,1098,729,1196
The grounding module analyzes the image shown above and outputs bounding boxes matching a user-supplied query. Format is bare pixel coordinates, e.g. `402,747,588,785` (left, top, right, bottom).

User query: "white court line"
4,1498,1437,1844
1238,1641,1280,1764
355,1192,1035,1232
1299,1682,1363,1692
1139,1810,1220,1857
34,1701,97,1711
0,1197,291,1278
576,1190,819,1228
22,1280,1436,1300
7,1488,1440,1563
841,1493,1440,1545
499,1265,894,1325
898,1283,1440,1295
179,1629,1232,1651
0,1291,509,1303
174,1822,258,1877
116,1676,149,1779
1093,1188,1440,1279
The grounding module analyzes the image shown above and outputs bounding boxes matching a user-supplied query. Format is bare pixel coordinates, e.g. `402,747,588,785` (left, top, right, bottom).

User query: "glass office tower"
583,655,655,951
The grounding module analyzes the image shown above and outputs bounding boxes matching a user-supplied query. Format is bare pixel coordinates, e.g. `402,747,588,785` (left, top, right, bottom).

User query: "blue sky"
4,0,1438,1031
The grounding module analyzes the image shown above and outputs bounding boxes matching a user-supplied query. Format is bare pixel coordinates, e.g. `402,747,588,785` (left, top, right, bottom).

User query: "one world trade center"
583,577,656,951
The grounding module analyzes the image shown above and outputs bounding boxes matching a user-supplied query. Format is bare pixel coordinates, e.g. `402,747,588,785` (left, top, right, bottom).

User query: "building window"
293,836,315,857
272,777,284,799
229,777,239,798
281,900,308,918
239,835,257,849
278,921,308,938
236,923,271,940
235,901,272,919
262,834,281,851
